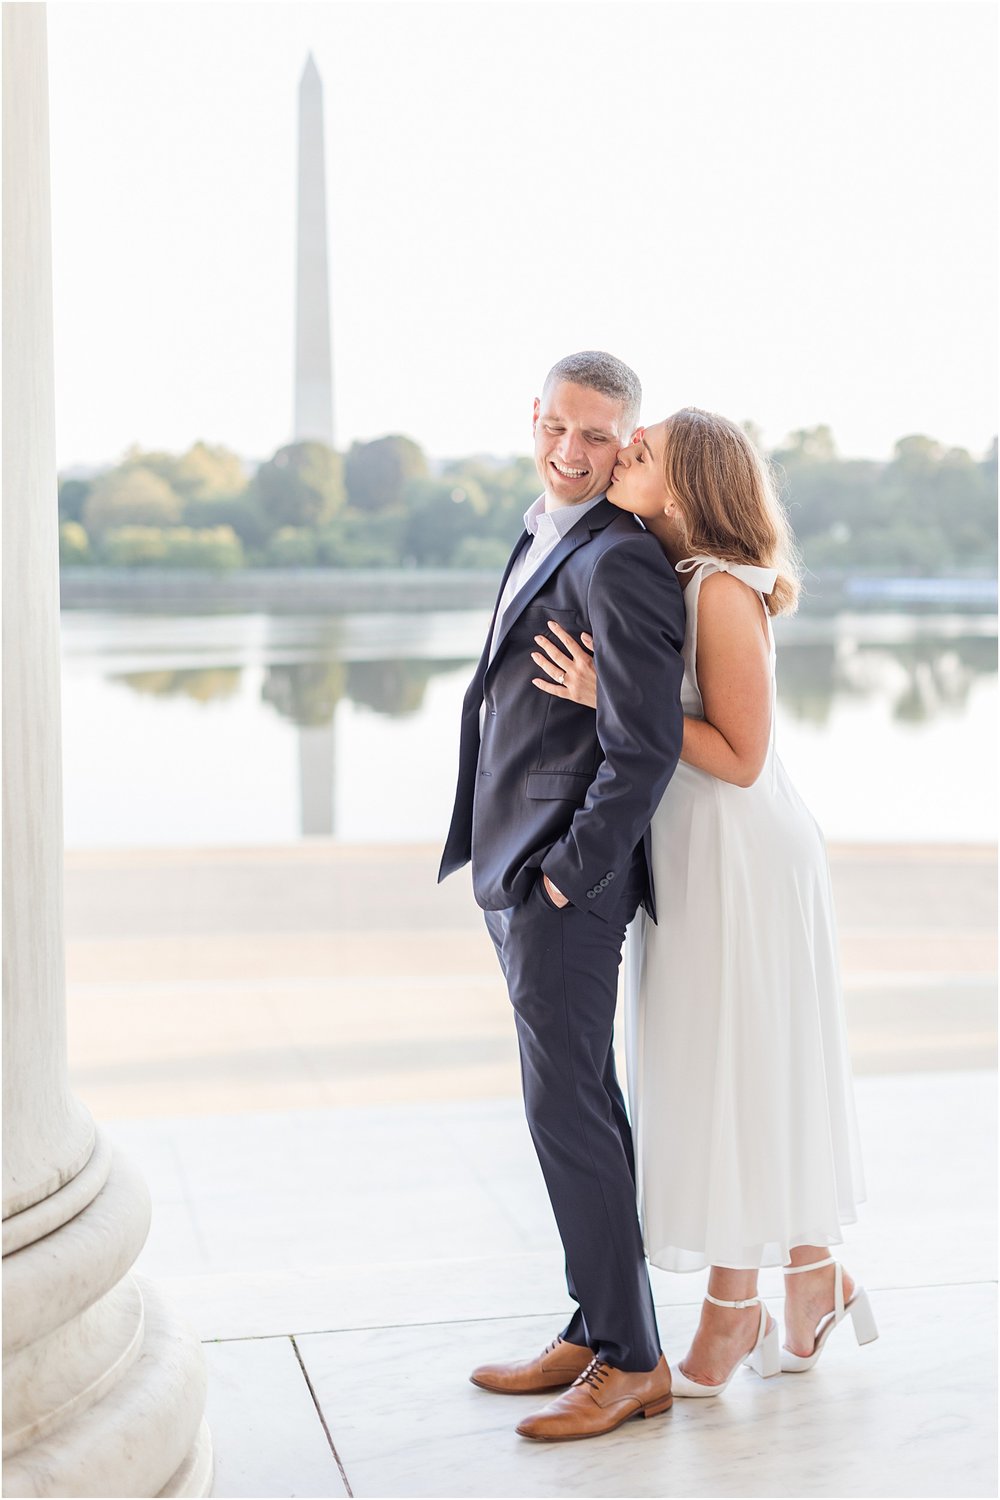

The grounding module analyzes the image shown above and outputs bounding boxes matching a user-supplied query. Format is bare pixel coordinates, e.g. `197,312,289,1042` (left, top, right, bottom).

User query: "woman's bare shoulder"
697,570,769,642
697,567,764,610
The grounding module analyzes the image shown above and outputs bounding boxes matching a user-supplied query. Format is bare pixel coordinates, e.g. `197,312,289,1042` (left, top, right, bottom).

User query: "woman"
529,408,877,1396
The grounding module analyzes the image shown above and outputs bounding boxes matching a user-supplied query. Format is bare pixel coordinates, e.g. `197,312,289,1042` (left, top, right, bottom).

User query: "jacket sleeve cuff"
540,858,621,918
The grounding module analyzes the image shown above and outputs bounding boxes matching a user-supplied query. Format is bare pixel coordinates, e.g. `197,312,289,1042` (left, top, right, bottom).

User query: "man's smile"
551,461,589,479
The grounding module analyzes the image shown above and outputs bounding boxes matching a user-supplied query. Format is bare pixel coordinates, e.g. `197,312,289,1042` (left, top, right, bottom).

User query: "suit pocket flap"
525,606,579,621
526,771,592,802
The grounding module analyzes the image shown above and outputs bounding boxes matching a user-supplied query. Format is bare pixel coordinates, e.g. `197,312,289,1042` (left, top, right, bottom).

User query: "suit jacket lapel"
466,530,531,701
486,498,617,670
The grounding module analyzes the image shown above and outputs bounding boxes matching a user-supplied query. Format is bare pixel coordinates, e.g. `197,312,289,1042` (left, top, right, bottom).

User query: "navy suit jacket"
438,496,685,924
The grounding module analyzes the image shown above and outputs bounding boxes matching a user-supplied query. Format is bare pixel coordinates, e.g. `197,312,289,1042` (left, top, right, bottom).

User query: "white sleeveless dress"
624,555,866,1272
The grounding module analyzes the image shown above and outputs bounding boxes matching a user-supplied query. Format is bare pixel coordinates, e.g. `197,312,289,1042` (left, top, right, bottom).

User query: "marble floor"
105,1069,997,1499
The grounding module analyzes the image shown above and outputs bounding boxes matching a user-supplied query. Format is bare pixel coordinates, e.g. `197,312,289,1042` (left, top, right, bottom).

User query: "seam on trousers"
557,910,644,1367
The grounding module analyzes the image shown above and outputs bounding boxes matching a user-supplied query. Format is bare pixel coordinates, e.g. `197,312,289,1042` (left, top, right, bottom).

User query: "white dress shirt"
488,493,605,663
479,492,605,734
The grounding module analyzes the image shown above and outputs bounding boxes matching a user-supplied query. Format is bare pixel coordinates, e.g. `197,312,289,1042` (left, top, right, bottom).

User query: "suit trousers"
484,866,662,1372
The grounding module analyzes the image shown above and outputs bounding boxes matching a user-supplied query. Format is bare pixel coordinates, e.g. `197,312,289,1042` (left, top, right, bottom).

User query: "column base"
3,1138,212,1498
2,1275,212,1498
157,1418,214,1499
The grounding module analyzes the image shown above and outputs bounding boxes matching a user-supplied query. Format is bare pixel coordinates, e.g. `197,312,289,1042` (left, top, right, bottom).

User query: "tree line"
57,426,997,575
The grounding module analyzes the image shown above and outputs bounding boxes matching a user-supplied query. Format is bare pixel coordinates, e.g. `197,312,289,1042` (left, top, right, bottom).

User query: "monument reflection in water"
59,607,997,847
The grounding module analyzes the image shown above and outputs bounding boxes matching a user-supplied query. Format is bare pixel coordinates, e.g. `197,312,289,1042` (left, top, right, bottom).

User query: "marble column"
293,51,334,447
1,8,212,1494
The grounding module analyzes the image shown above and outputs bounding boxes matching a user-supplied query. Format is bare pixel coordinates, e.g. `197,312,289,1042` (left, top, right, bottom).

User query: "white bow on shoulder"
676,555,778,594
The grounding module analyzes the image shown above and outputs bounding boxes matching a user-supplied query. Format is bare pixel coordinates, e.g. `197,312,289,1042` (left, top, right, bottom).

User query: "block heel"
848,1286,879,1345
780,1257,879,1372
744,1318,781,1378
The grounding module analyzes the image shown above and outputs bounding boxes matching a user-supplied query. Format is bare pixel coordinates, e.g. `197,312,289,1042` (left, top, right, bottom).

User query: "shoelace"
575,1356,611,1390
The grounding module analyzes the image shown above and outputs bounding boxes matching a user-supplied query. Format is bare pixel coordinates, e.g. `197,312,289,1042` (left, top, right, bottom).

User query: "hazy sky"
48,1,996,471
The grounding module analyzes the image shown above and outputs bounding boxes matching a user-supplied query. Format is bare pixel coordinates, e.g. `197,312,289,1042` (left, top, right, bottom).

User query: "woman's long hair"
662,407,801,616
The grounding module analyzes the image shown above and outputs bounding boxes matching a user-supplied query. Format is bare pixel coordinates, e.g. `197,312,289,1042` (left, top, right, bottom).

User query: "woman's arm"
531,571,772,789
683,572,771,787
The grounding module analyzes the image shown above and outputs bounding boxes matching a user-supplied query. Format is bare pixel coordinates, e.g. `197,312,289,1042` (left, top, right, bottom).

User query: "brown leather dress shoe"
470,1335,594,1394
515,1354,673,1440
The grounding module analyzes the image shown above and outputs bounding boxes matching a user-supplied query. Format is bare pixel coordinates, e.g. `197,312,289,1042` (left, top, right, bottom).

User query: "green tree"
402,475,488,565
84,467,182,537
161,526,244,570
441,455,540,543
170,441,247,504
59,520,90,564
100,526,170,566
345,435,428,513
316,512,407,567
125,441,247,503
773,426,838,467
266,527,319,566
451,535,514,568
251,442,345,530
178,493,271,551
58,477,91,524
875,436,995,570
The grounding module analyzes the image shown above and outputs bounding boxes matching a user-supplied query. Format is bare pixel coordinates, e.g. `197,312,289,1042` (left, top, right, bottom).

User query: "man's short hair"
542,351,641,431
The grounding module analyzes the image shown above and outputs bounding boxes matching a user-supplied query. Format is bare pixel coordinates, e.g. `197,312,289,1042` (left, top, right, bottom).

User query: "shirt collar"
522,492,606,539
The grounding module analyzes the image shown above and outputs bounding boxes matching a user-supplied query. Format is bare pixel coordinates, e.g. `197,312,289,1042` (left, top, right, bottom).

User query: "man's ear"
630,427,645,445
532,396,540,433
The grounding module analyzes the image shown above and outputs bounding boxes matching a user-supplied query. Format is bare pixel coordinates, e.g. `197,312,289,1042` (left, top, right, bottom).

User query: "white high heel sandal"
671,1291,780,1398
780,1256,879,1372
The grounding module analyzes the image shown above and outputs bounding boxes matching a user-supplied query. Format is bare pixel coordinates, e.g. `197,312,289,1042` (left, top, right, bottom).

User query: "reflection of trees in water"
775,644,839,726
261,661,347,727
883,638,997,723
109,631,994,733
777,635,996,725
345,658,469,718
113,667,242,704
259,656,470,726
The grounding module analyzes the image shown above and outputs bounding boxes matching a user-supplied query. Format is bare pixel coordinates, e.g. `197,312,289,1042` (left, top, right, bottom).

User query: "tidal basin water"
59,607,997,849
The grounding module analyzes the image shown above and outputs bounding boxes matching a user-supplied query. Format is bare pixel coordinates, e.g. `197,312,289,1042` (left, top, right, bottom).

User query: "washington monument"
294,53,333,447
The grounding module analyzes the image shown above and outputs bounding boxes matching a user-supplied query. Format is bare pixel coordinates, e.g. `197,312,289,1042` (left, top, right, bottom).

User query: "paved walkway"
61,842,997,1497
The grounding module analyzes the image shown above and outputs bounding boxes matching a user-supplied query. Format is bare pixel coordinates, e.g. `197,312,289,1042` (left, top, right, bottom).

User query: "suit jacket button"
480,770,492,777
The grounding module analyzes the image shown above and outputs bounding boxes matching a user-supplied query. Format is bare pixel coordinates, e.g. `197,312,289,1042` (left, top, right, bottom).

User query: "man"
439,351,685,1441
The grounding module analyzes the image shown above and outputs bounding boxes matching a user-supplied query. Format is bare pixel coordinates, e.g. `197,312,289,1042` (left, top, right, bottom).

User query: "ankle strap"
782,1257,835,1274
705,1292,760,1309
783,1257,844,1317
